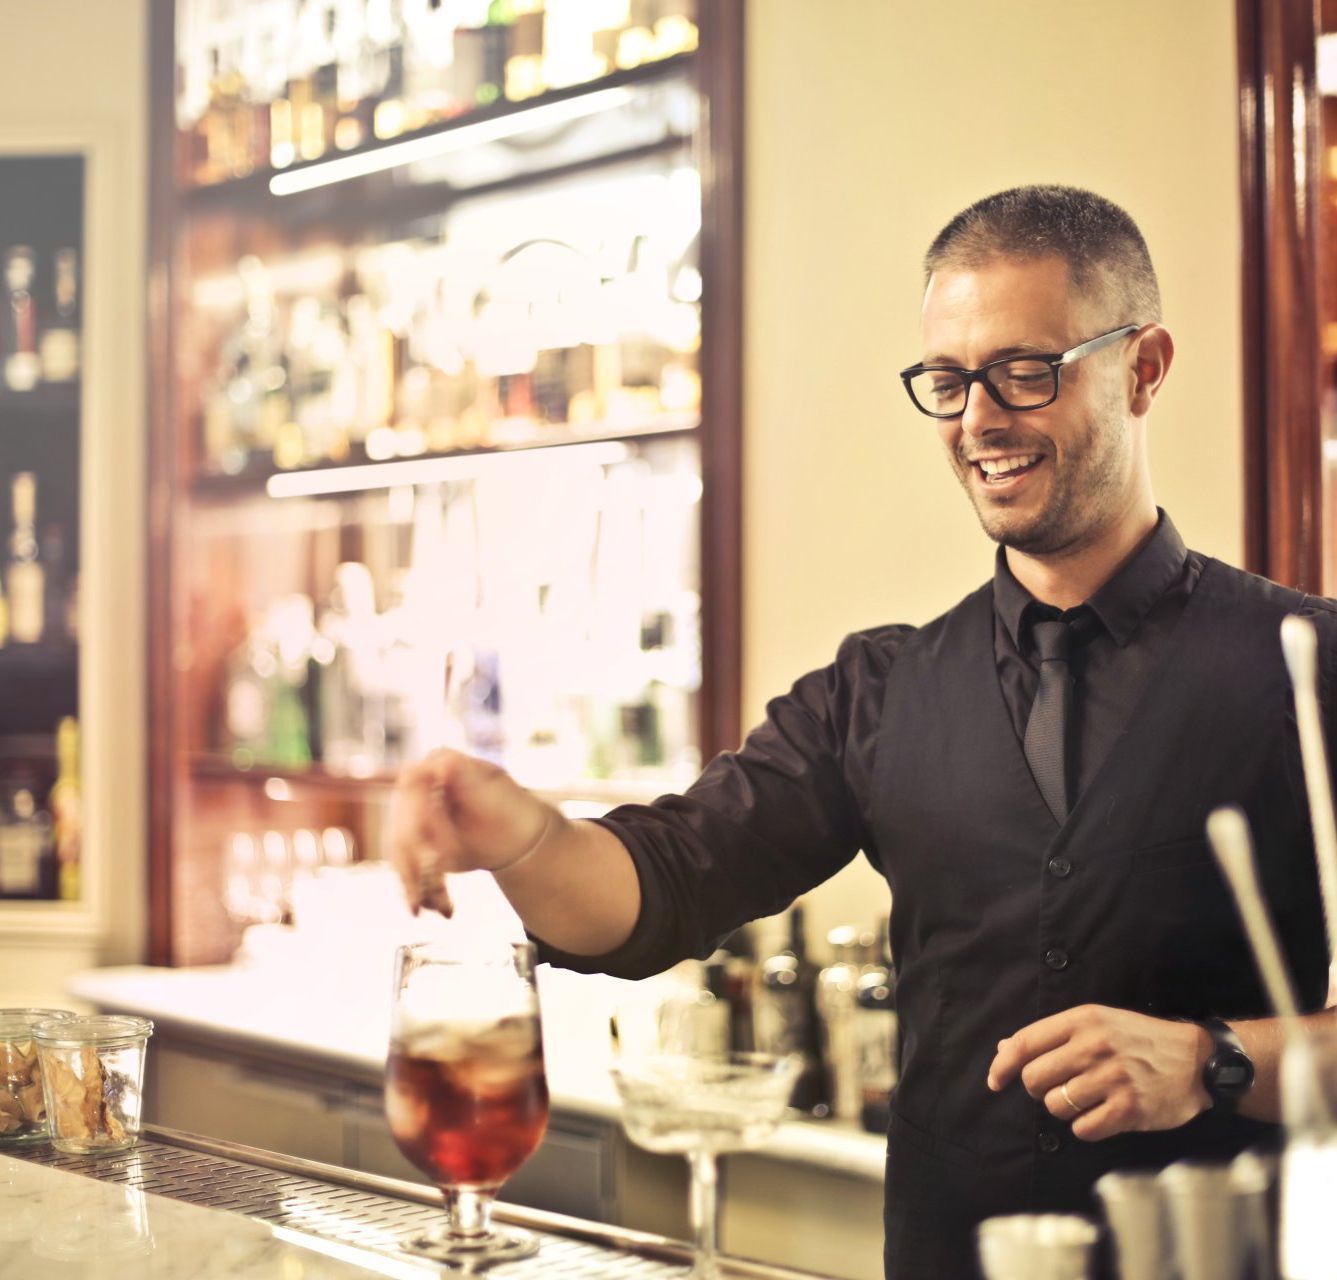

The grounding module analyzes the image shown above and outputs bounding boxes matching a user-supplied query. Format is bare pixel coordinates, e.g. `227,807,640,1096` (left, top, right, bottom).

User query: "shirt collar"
993,510,1188,651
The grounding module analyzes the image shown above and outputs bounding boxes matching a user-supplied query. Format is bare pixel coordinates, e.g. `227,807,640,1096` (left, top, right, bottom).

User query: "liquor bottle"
317,562,386,775
478,0,516,106
49,716,81,902
817,925,876,1121
38,248,80,383
718,925,757,1053
505,0,546,100
3,247,41,392
854,919,897,1135
7,472,44,644
753,906,832,1117
39,522,69,643
371,0,409,138
0,771,55,899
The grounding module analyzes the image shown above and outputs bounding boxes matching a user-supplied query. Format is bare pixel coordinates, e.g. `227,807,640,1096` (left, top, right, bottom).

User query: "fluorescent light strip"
270,87,636,196
266,439,632,498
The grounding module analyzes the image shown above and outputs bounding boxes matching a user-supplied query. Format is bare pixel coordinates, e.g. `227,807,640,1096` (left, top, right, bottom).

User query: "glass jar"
0,1008,74,1144
32,1015,154,1155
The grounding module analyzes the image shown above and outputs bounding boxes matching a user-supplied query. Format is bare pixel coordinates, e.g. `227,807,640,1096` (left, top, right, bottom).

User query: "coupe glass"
611,1051,798,1280
384,940,548,1269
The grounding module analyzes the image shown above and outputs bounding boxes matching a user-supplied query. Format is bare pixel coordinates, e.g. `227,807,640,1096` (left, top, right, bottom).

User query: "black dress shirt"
540,511,1210,980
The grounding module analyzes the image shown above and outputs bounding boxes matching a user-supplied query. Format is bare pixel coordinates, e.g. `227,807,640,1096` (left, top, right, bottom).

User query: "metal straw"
1205,807,1301,1024
1279,614,1337,972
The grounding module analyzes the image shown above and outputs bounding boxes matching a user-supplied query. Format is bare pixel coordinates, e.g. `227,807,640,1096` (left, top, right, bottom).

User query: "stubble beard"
954,400,1131,558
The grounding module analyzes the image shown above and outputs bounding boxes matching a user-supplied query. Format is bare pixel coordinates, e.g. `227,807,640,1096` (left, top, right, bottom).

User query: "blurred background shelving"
147,0,743,965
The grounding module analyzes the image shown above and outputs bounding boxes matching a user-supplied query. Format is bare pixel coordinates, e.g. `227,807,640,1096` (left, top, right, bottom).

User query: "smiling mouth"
972,453,1044,484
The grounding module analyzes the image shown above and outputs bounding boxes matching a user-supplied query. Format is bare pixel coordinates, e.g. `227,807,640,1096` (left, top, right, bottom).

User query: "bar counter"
3,1125,846,1279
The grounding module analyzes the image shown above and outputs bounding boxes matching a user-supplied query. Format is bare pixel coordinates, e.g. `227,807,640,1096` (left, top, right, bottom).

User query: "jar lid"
31,1014,154,1047
0,1008,75,1038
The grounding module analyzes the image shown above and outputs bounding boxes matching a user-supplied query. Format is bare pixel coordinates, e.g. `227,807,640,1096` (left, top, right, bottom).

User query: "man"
391,186,1337,1279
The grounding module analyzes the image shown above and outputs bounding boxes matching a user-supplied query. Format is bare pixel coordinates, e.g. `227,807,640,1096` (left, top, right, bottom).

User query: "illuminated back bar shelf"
147,0,743,964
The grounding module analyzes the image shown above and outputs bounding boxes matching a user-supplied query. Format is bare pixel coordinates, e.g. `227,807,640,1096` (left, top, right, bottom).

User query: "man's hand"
986,1004,1212,1141
389,749,554,916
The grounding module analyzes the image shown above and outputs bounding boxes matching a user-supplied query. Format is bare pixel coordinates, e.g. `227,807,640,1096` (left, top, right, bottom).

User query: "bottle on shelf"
49,716,81,902
0,769,55,900
316,562,387,775
817,925,877,1121
753,905,832,1118
718,925,757,1053
39,521,70,644
2,247,41,393
38,248,80,384
854,918,897,1136
6,472,45,645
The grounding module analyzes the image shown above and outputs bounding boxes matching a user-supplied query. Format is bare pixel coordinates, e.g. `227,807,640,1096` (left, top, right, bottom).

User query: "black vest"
869,559,1331,1280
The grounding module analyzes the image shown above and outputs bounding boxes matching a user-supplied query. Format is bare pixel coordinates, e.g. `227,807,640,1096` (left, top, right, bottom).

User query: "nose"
959,378,1011,442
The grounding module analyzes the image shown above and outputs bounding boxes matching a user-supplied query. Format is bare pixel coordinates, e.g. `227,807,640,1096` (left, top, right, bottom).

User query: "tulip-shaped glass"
384,940,548,1268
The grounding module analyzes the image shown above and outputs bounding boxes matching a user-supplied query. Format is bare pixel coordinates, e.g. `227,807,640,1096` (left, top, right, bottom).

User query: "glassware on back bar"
384,939,548,1266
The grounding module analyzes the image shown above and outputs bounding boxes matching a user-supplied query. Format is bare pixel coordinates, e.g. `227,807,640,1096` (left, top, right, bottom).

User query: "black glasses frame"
899,324,1141,419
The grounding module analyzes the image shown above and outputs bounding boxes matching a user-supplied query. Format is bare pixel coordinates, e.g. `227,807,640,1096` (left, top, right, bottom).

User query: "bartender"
391,185,1337,1279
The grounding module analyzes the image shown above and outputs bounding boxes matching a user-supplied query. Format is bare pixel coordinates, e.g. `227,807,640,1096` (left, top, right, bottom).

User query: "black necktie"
1024,618,1073,823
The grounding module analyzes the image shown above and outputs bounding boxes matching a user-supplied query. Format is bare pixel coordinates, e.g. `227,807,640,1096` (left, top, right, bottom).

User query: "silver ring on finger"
1060,1080,1085,1115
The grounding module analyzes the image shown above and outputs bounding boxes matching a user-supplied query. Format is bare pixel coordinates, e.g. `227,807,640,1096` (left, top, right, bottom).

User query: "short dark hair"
924,185,1162,324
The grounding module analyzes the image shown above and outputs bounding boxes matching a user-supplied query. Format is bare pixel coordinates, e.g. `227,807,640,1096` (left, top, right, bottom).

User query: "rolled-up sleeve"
534,625,911,980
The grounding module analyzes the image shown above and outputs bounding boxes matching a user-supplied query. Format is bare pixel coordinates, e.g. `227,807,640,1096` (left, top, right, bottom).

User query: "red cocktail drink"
385,1016,548,1188
385,941,548,1266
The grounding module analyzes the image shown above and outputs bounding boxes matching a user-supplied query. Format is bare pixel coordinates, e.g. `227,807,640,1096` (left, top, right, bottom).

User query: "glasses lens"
906,369,967,417
986,359,1056,409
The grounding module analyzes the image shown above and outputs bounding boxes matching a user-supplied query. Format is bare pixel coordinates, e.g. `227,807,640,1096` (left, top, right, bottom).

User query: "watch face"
1208,1048,1255,1100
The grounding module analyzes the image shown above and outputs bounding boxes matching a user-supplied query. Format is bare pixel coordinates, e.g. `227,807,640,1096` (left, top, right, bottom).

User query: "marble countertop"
67,961,888,1182
0,1152,444,1279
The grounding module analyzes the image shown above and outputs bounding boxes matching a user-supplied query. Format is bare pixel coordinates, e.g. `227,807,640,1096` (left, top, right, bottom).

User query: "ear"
1128,324,1174,417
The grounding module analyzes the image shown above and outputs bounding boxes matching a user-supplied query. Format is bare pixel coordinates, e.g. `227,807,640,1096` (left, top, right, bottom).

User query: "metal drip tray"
15,1127,822,1279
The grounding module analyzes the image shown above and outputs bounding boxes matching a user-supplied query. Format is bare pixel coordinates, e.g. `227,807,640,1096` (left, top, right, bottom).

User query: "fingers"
389,754,467,915
987,1006,1096,1091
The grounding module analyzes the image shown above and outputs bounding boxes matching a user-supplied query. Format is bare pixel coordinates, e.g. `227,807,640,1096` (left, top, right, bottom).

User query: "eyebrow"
920,341,1053,366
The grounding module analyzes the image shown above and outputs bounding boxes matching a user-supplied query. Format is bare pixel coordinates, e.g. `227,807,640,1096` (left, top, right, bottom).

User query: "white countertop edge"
67,965,888,1182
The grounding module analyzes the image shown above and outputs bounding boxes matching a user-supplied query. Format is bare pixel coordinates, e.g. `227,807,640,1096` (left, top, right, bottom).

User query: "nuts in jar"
0,1008,75,1143
32,1015,153,1155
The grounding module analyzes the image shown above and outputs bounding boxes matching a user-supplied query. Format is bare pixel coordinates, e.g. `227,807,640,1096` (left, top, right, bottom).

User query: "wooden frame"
1236,0,1324,590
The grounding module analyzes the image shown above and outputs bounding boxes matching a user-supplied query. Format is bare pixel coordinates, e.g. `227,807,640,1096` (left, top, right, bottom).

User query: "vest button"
1044,948,1070,971
1037,1131,1062,1155
1047,855,1072,878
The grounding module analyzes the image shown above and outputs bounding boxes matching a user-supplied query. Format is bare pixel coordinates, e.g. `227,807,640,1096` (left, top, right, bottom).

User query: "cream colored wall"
743,0,1243,953
0,0,148,1005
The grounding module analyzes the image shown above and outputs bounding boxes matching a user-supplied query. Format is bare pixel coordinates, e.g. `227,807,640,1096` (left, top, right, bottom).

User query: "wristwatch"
1199,1016,1255,1112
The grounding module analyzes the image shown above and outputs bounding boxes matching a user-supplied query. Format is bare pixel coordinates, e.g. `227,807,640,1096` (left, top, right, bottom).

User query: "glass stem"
441,1186,493,1242
687,1149,721,1280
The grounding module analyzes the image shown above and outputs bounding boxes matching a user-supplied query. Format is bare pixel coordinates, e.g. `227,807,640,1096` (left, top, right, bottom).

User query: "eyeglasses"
899,324,1140,419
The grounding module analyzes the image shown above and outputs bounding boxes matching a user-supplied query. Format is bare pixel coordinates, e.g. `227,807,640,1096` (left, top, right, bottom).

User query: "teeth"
977,454,1040,477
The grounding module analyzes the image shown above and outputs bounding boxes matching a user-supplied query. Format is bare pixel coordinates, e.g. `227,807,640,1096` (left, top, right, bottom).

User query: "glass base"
404,1225,539,1272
